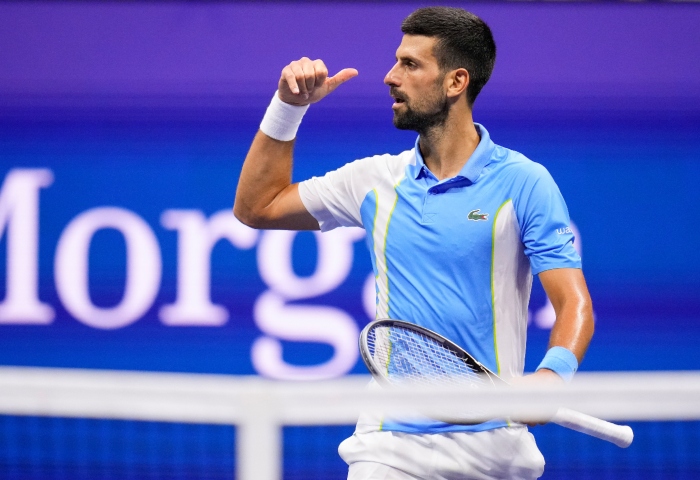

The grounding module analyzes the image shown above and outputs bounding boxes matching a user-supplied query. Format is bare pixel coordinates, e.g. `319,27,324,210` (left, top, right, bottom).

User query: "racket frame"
359,318,634,448
360,318,506,388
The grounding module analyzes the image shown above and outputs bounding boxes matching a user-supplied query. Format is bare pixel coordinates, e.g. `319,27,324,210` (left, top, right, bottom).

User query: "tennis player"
234,6,594,480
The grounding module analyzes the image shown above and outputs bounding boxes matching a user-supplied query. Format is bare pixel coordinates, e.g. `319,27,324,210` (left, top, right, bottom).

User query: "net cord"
0,367,699,480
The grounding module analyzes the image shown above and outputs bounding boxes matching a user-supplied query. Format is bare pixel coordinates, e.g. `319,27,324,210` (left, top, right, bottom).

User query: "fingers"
279,58,356,104
313,59,328,89
281,65,300,95
302,61,317,94
280,57,324,99
326,68,359,92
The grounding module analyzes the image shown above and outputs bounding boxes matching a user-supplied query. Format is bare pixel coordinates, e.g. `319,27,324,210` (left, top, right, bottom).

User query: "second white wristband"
259,91,310,141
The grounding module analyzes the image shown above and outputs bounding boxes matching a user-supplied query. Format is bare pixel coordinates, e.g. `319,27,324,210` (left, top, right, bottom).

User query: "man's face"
384,35,449,132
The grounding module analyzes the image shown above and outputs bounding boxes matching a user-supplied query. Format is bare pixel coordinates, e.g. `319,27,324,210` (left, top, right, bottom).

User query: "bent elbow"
233,203,265,229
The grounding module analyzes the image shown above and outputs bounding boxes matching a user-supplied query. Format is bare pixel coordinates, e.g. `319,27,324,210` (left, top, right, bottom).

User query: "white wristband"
259,91,310,141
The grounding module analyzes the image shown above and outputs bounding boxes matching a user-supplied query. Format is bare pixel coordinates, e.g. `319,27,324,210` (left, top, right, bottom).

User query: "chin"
392,113,413,131
392,119,411,131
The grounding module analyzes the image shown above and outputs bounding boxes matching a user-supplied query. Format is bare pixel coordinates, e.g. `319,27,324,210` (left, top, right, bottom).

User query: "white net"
1,367,699,480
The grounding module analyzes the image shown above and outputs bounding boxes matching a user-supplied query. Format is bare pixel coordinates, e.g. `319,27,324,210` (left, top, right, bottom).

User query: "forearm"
546,292,594,363
233,131,301,228
537,268,595,381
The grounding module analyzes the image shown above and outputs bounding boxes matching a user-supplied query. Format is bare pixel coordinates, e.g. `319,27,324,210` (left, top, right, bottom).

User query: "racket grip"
551,407,634,448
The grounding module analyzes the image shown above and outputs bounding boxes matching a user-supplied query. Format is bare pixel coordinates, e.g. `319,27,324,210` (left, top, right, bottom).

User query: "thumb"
325,68,359,92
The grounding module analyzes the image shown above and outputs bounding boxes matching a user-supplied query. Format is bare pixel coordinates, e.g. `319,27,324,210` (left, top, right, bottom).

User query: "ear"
445,68,469,100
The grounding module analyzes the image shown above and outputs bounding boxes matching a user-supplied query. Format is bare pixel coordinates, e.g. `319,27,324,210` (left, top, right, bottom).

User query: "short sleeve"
298,155,386,232
515,164,582,275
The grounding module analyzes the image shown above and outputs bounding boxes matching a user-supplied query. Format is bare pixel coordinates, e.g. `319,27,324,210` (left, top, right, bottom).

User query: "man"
234,6,594,480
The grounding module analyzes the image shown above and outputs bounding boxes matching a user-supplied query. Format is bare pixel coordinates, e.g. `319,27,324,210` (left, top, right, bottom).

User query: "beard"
391,85,450,134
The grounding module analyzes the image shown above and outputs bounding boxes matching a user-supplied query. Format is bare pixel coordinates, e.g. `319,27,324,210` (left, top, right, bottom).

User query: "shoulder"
349,148,415,177
487,145,556,196
487,145,563,209
493,145,551,181
324,148,415,188
299,148,415,202
298,148,416,231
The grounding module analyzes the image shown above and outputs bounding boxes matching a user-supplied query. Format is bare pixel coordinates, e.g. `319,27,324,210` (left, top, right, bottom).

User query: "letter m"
0,169,55,323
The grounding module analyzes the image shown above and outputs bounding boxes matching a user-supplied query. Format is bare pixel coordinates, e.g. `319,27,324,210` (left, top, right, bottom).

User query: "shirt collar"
409,123,495,183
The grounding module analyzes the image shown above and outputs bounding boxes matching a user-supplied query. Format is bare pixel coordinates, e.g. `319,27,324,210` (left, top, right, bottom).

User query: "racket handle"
551,407,634,448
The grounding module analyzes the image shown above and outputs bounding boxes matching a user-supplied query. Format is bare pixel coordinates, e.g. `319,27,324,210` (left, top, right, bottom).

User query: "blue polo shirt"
299,123,581,433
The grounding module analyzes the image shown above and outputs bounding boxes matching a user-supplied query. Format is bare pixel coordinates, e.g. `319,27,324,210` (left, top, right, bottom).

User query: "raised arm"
233,57,358,230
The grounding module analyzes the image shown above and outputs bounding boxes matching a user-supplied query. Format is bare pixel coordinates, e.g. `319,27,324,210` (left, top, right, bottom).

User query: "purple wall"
1,2,699,111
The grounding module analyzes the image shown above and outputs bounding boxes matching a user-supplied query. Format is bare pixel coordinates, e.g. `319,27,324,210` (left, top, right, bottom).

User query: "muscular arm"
529,267,594,383
234,132,318,230
233,57,358,230
539,267,594,363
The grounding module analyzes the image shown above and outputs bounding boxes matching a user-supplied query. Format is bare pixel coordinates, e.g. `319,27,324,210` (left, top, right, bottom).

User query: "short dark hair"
401,7,496,106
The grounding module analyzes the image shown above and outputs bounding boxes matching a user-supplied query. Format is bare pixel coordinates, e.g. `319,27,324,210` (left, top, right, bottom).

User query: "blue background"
1,1,699,479
2,104,698,374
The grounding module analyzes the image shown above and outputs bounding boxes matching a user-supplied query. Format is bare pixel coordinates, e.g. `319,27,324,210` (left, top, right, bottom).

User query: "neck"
418,107,480,181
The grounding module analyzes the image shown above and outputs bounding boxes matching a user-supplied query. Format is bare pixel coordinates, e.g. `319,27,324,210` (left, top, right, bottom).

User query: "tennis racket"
359,318,634,448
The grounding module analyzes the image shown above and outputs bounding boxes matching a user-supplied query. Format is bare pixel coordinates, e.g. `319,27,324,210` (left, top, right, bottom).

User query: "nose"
384,62,400,87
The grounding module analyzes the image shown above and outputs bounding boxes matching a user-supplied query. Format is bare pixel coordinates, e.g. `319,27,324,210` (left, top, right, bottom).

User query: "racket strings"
367,325,488,389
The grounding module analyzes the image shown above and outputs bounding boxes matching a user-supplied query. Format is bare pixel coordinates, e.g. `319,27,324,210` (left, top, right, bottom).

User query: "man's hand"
515,369,564,386
511,369,564,426
279,57,358,106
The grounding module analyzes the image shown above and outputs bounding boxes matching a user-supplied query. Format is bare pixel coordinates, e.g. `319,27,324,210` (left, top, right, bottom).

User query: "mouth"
390,89,407,109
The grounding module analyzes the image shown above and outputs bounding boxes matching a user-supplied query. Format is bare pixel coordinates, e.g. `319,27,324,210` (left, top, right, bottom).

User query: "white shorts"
338,427,545,480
